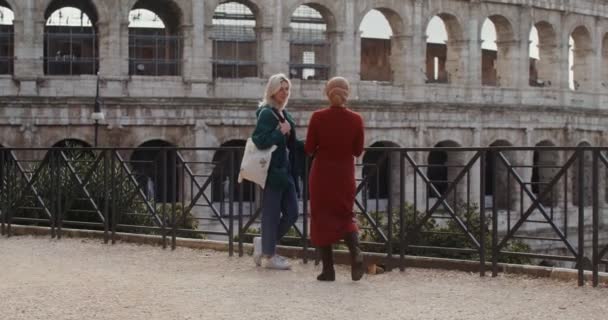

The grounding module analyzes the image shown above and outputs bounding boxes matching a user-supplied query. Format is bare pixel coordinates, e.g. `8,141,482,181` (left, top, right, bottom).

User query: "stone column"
187,0,209,82
97,20,122,78
496,40,521,88
406,0,426,86
469,127,482,206
464,4,481,88
179,24,195,80
257,25,275,77
390,35,411,85
333,0,357,80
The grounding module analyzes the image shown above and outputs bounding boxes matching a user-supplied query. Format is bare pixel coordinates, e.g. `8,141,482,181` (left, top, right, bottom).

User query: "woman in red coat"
304,77,365,281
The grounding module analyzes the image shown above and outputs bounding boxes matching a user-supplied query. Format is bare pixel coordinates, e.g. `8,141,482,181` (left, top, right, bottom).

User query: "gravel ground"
0,236,606,320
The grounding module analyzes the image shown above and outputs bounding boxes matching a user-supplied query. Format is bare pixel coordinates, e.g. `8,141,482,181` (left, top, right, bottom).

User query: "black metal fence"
0,146,606,287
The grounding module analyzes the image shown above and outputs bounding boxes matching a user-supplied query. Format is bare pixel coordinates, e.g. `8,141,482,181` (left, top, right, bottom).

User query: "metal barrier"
0,146,606,287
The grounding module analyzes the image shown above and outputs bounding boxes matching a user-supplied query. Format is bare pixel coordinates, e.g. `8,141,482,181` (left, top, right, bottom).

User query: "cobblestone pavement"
0,236,606,320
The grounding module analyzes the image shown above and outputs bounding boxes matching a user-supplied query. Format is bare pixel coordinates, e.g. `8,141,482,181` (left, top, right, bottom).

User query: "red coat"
304,106,364,247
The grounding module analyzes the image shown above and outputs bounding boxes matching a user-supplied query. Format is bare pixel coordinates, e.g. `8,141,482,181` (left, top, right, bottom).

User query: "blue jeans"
261,176,298,256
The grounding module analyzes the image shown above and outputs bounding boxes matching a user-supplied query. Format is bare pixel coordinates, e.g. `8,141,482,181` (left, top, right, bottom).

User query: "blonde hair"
325,76,350,106
260,73,291,109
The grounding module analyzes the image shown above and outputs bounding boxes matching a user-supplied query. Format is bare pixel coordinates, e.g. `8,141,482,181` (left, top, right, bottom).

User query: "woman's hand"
279,121,291,135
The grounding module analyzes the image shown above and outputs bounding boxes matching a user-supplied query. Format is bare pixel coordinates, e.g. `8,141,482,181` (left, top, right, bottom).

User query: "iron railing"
1,146,606,287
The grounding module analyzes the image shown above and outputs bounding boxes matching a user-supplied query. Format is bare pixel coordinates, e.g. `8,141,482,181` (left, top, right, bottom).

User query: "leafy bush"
358,201,531,264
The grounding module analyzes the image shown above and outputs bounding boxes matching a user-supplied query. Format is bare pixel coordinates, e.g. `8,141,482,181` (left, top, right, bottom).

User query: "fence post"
386,150,393,271
479,150,486,277
103,149,110,244
592,149,599,287
161,149,167,249
228,149,234,257
171,149,177,250
577,148,585,287
302,156,309,264
399,150,405,271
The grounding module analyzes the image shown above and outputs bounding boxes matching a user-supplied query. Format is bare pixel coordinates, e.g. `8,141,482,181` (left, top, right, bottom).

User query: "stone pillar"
257,26,275,77
521,128,534,212
179,24,195,80
334,0,357,80
97,21,122,78
572,47,594,92
267,0,288,76
514,6,532,89
496,40,520,88
188,0,209,82
406,0,426,86
464,4,481,87
469,128,482,205
390,35,411,85
536,43,559,86
119,20,130,77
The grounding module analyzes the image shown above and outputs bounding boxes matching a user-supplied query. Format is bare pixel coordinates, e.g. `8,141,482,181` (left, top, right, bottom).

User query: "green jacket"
251,104,303,192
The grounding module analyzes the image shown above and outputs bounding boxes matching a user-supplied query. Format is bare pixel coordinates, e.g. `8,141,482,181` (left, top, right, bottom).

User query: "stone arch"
569,25,593,91
531,140,559,207
128,0,184,76
362,141,400,201
529,21,557,87
130,139,181,203
284,1,338,32
427,140,464,202
480,15,516,87
211,139,255,202
572,141,592,207
288,2,336,80
424,12,465,84
126,0,184,31
486,139,516,210
211,1,260,79
43,0,99,75
358,7,405,82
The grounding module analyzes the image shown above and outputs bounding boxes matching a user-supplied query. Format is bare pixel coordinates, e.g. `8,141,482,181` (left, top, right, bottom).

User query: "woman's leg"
317,245,335,281
276,177,298,240
343,231,365,281
261,186,282,256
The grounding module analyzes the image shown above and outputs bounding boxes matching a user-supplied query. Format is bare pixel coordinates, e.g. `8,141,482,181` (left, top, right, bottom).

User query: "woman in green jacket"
251,73,301,270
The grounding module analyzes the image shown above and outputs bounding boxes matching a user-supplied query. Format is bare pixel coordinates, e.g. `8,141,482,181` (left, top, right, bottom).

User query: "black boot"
344,232,364,281
316,246,335,281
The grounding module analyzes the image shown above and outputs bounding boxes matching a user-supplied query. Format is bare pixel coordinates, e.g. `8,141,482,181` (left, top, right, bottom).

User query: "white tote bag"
238,138,277,188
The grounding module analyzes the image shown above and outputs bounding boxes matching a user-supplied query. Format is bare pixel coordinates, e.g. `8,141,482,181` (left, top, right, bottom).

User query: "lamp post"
91,73,105,147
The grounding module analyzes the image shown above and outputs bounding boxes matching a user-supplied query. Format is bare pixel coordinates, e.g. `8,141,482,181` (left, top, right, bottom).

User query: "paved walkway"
0,236,606,320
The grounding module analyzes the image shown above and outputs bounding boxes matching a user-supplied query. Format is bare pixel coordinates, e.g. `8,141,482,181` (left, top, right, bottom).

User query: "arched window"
211,140,255,203
425,14,464,84
481,16,514,87
569,26,592,91
289,4,332,80
130,140,180,203
359,9,399,82
531,140,559,207
485,140,516,210
572,142,592,207
128,0,182,76
529,22,556,87
44,1,98,75
0,1,14,74
427,141,466,206
211,1,258,79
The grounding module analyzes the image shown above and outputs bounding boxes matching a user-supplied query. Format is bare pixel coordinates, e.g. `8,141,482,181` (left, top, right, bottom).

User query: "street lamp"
91,72,105,147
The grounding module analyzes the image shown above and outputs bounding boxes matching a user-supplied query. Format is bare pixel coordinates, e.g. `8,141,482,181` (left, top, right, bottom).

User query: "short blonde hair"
260,73,291,109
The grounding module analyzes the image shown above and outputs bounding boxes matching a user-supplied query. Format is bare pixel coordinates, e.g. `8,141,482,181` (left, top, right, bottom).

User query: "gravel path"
0,236,606,320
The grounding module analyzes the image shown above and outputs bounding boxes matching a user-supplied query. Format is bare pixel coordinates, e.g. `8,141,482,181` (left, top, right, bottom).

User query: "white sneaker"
253,237,262,266
263,255,292,270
